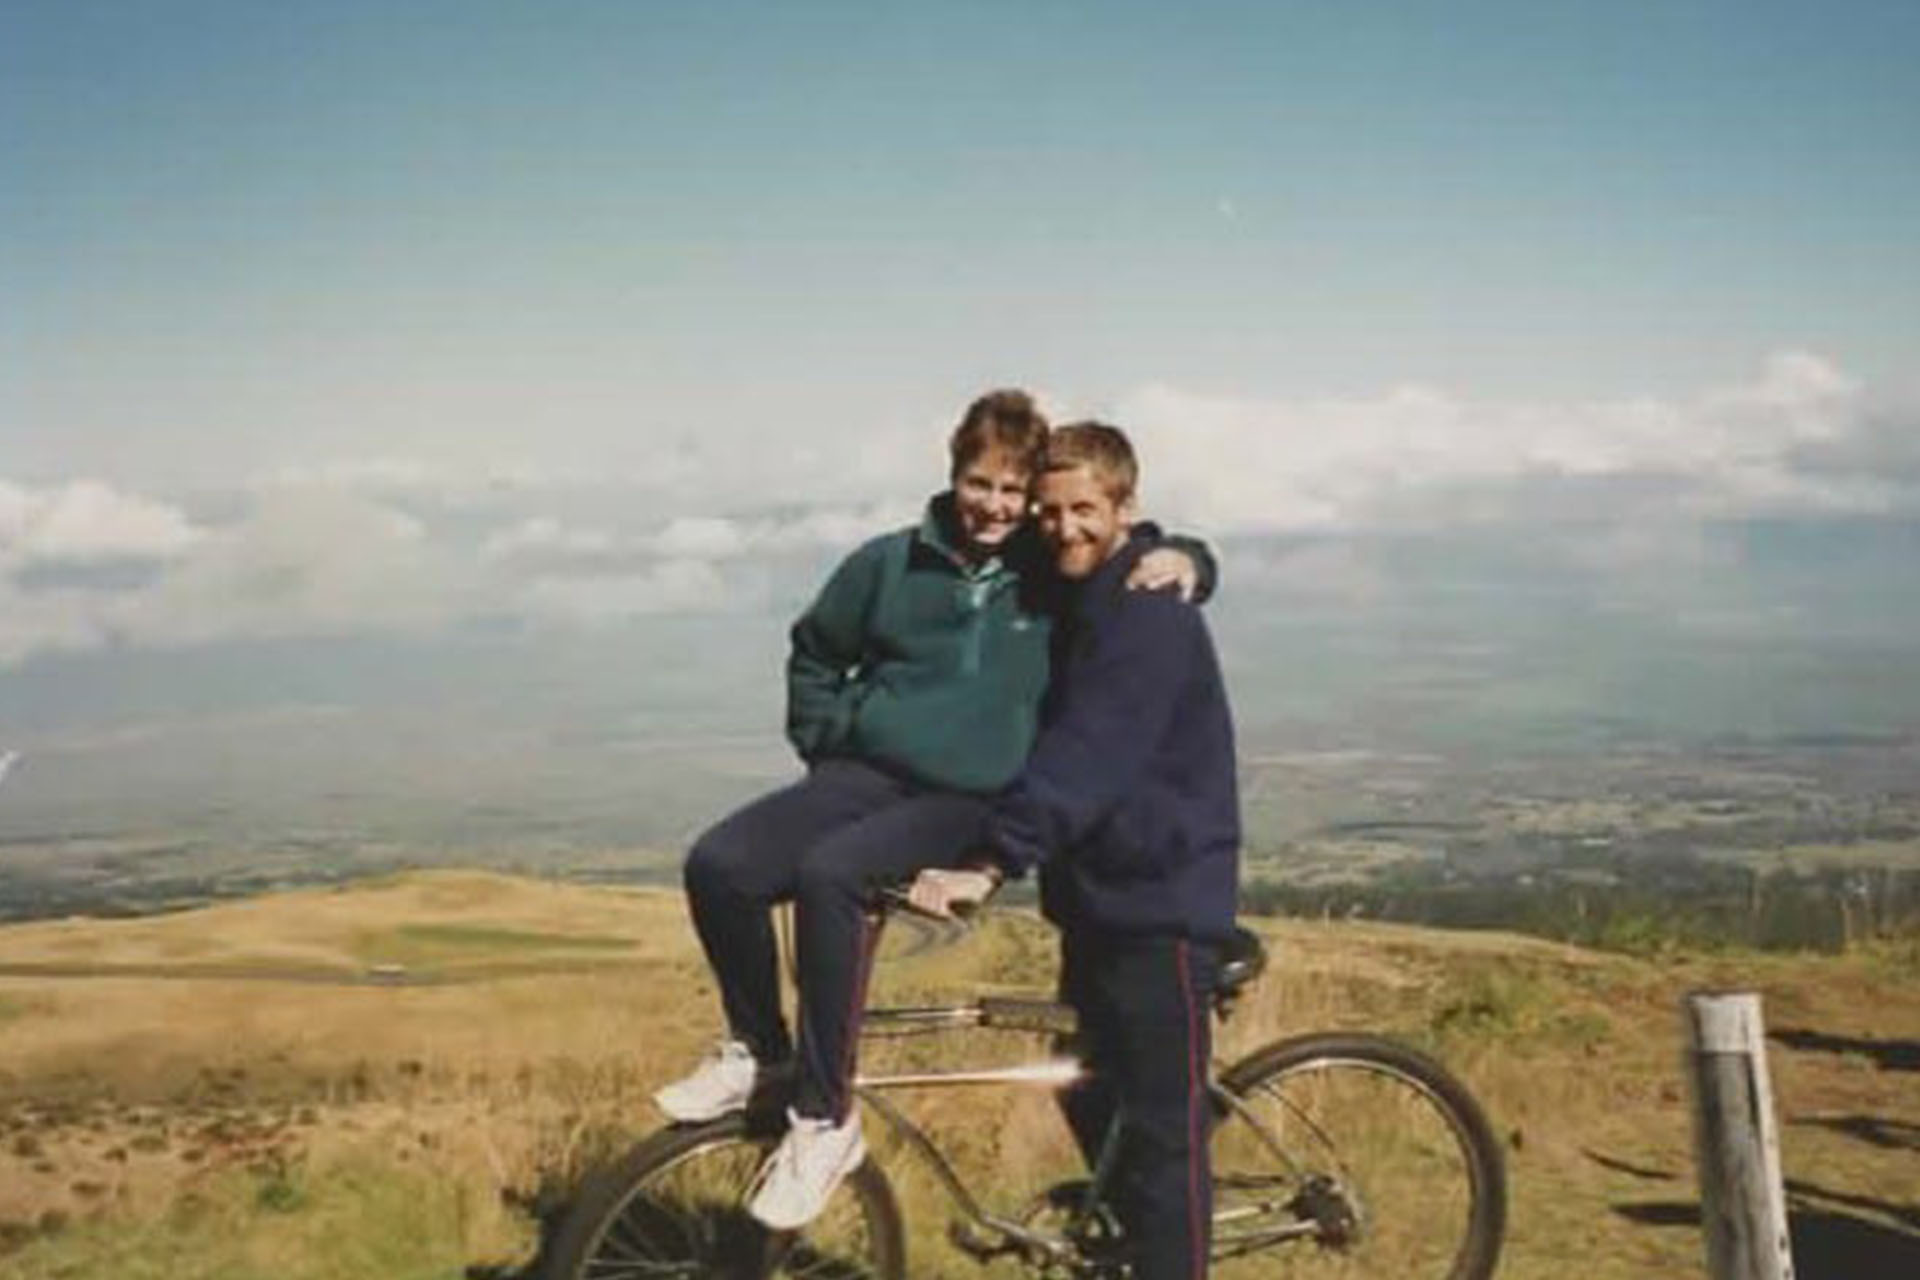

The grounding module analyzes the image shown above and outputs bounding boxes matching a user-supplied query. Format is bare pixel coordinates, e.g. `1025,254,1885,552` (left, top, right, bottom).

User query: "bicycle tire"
538,1112,907,1280
1211,1032,1506,1280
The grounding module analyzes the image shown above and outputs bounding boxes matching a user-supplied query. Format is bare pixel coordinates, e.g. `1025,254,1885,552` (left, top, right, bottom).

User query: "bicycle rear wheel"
1210,1032,1505,1280
539,1112,906,1280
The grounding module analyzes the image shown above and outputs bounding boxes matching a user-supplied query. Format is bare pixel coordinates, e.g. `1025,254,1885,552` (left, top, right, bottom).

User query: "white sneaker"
747,1108,867,1230
653,1040,759,1122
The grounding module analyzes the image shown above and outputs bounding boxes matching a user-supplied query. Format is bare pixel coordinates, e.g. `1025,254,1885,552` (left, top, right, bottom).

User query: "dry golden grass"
0,871,1914,1278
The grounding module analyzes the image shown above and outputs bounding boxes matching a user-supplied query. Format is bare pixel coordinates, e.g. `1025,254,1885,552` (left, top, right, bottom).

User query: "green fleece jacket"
786,493,1214,793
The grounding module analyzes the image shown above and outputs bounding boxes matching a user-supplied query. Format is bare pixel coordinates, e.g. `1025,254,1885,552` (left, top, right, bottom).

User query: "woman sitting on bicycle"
655,389,1215,1231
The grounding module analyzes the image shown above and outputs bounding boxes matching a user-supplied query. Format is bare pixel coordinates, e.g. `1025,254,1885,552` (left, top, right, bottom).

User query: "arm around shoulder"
1130,527,1220,603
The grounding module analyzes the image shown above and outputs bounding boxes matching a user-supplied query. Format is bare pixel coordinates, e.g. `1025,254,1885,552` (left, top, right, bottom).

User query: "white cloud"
0,485,463,662
651,516,753,560
482,516,630,572
1114,350,1893,534
776,502,921,549
0,352,1910,669
110,488,449,647
0,580,102,665
0,470,924,665
0,478,201,567
517,558,731,623
645,504,918,559
253,457,568,507
479,502,917,579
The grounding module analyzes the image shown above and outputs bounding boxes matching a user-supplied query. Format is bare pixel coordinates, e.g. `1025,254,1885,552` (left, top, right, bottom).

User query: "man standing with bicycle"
913,422,1241,1280
655,392,1216,1233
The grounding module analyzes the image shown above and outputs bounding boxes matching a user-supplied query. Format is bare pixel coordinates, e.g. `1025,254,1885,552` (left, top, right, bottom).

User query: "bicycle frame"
849,1000,1312,1268
540,900,1499,1280
851,1001,1089,1260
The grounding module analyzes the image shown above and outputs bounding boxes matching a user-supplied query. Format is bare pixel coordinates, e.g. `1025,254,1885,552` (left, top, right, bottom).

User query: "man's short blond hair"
1043,421,1138,502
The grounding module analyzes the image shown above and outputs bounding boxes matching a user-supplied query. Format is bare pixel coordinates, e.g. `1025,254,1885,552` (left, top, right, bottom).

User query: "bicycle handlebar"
871,879,995,924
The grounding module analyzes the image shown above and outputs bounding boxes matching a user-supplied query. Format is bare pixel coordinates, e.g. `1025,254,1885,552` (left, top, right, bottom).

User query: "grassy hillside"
0,871,1914,1277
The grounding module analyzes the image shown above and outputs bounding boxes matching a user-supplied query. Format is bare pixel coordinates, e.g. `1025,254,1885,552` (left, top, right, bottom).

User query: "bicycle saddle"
1216,925,1269,1001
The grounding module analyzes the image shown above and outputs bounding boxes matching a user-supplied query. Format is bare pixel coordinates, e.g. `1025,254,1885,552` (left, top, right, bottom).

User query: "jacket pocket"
1084,785,1191,881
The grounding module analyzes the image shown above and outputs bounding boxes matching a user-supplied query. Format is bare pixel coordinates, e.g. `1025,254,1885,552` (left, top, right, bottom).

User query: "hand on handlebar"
905,866,1000,921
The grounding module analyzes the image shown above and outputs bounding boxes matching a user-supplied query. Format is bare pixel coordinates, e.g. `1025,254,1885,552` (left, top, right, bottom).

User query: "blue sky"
7,0,1917,476
2,2,1918,831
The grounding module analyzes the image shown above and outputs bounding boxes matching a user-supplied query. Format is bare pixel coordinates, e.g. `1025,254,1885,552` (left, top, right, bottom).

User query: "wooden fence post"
1683,992,1796,1280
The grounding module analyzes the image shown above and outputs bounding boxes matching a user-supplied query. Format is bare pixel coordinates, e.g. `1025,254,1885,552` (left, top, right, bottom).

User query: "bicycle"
538,895,1507,1279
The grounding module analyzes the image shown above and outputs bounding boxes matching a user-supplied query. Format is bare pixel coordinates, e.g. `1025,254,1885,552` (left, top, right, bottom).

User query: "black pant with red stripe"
682,758,991,1121
1058,929,1222,1280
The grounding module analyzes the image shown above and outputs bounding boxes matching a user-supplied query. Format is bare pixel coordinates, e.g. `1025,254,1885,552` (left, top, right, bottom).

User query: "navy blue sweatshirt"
985,531,1241,943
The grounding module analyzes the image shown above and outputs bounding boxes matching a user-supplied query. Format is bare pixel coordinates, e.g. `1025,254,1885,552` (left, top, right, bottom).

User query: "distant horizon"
2,610,1916,862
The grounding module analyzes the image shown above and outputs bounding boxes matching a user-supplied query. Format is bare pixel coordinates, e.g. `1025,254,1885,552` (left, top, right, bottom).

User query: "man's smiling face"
1035,463,1136,579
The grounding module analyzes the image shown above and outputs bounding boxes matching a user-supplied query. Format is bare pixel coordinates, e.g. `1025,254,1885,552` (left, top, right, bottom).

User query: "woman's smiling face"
952,447,1032,556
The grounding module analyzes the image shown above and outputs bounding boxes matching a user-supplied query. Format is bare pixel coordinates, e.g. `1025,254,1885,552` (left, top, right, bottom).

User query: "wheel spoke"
550,1119,902,1280
1211,1037,1504,1280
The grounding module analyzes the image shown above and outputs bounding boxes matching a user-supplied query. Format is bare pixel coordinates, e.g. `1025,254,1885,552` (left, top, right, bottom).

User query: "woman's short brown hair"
948,389,1050,480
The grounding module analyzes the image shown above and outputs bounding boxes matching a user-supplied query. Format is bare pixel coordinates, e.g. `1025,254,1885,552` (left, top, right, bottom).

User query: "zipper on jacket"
960,577,989,674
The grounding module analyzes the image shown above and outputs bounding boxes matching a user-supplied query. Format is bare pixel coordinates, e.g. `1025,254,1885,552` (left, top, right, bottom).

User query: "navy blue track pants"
1059,930,1222,1280
682,758,990,1121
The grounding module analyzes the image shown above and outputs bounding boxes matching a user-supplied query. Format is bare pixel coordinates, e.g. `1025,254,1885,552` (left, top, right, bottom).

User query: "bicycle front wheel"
1210,1032,1506,1280
539,1112,906,1280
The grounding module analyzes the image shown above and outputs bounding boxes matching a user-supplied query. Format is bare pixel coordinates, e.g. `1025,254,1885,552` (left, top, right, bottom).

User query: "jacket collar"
1071,526,1157,615
919,491,1044,573
918,492,967,561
